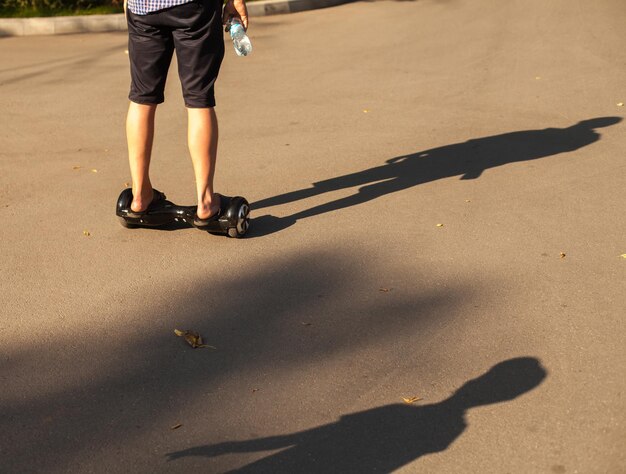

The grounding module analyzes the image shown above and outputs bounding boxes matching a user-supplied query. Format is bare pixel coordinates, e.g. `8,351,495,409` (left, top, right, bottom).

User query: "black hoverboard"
116,188,250,238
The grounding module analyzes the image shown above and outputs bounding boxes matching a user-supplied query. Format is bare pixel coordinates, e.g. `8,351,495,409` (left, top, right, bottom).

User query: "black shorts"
126,0,225,108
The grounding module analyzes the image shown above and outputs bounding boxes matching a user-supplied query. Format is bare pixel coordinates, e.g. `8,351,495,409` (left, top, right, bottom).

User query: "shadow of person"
251,117,620,234
166,357,547,473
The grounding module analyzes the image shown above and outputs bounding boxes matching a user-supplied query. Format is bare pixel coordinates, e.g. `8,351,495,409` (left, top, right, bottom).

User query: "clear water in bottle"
227,18,252,57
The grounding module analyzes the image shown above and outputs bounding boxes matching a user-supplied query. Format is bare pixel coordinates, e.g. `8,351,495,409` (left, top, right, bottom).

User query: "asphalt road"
1,0,624,472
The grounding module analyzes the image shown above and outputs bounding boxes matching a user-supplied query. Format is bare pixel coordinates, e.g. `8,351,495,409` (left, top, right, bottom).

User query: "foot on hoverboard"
116,188,251,238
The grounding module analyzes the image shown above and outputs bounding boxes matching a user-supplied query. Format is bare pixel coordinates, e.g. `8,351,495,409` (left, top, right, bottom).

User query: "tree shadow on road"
0,250,471,472
166,357,547,473
0,43,125,86
250,117,621,236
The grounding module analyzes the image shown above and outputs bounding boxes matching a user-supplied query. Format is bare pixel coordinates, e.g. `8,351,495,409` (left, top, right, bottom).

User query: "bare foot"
197,193,221,220
130,187,154,213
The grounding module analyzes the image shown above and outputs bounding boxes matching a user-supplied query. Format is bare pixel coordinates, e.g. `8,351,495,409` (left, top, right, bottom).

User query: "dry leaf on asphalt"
402,396,422,404
91,169,98,173
174,329,216,349
170,423,182,430
72,166,81,170
560,252,566,259
83,230,90,237
379,287,391,292
436,223,444,227
617,102,624,107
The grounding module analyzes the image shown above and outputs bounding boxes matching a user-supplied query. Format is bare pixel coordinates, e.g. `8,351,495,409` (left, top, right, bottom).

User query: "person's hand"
223,0,249,30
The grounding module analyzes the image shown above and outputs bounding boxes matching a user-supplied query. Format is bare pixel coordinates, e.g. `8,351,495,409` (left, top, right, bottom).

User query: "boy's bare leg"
188,107,220,219
126,102,157,212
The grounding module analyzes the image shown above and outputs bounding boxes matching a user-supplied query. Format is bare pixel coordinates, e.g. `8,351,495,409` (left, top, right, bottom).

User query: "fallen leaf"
436,223,444,227
252,388,259,393
83,230,90,237
91,169,98,173
617,102,624,107
72,166,81,170
170,423,182,430
379,287,391,293
465,199,471,203
620,254,626,259
174,329,216,349
124,182,130,187
402,396,422,404
560,252,566,259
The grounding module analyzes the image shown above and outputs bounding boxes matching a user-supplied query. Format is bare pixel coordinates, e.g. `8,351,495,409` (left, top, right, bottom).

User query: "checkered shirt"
127,0,194,15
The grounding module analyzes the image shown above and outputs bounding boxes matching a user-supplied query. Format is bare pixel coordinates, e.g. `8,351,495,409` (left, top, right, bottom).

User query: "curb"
0,0,352,37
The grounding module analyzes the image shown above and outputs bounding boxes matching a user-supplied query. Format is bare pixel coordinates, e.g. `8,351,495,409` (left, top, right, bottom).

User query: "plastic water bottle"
226,18,252,57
